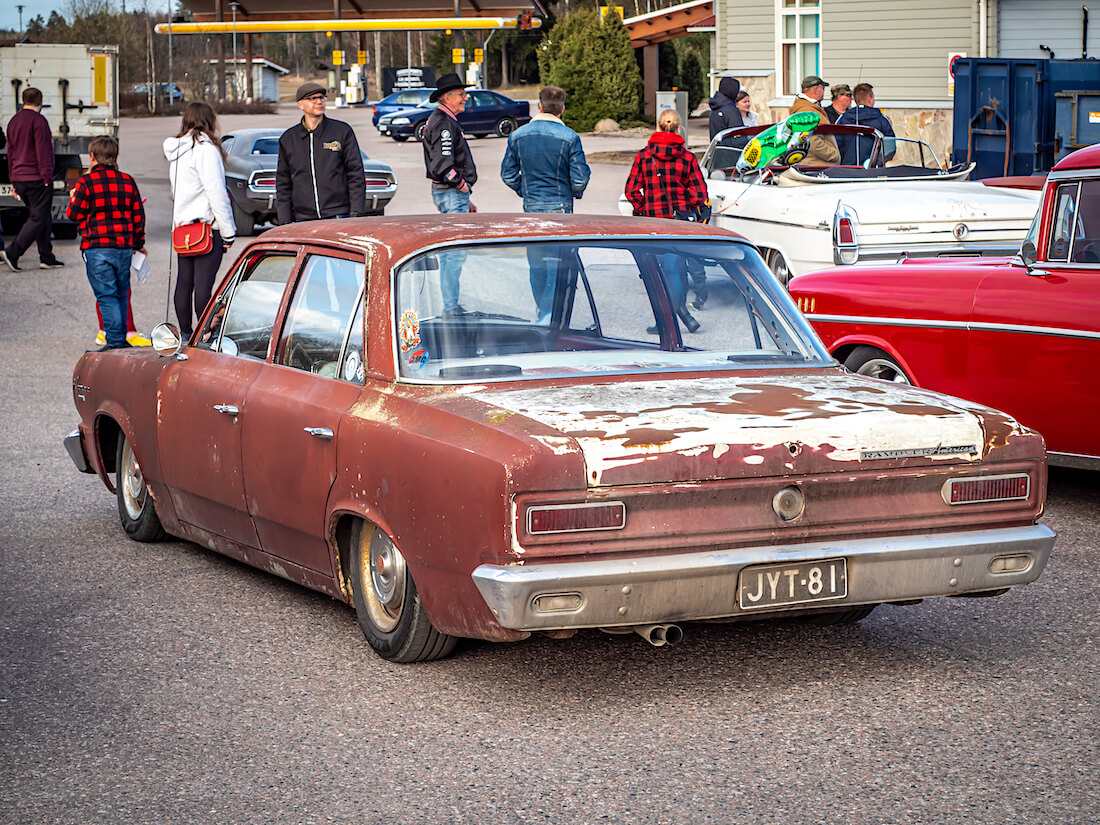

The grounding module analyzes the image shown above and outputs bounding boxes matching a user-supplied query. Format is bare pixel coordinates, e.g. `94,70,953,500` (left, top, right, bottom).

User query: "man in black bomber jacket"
276,81,366,224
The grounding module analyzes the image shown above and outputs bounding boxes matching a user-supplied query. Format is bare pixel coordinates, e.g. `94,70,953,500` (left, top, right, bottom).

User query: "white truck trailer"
0,43,119,239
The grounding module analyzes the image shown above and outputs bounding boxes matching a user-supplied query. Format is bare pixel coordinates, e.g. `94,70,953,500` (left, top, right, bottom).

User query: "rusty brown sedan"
64,215,1056,661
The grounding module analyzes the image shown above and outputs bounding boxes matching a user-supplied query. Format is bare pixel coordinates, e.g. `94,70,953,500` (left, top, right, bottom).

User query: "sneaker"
126,332,152,347
0,250,20,272
95,330,107,346
40,259,65,269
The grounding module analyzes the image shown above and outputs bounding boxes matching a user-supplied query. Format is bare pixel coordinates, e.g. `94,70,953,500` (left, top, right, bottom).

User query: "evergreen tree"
679,50,705,110
538,8,642,132
658,41,678,90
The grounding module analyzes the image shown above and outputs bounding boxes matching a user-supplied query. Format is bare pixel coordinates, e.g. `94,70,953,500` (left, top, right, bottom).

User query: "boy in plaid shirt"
66,135,146,350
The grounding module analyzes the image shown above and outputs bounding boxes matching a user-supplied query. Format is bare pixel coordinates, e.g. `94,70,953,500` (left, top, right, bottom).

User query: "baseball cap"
296,81,327,101
830,83,852,97
801,75,827,90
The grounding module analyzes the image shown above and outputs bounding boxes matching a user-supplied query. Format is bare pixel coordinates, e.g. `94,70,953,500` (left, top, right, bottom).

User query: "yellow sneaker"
95,330,106,346
127,332,152,347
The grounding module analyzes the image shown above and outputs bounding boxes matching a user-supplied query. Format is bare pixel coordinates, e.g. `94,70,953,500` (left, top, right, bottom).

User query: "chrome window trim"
807,313,1100,342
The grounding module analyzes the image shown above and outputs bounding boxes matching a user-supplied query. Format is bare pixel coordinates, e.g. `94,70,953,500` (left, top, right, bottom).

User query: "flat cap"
296,81,327,101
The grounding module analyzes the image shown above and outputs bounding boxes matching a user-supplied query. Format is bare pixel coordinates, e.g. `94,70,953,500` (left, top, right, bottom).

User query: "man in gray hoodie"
708,77,743,139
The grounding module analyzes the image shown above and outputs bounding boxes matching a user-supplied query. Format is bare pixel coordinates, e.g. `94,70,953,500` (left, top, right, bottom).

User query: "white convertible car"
621,123,1041,285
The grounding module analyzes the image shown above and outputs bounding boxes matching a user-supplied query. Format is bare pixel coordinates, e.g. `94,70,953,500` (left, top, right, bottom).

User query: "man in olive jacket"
276,82,366,223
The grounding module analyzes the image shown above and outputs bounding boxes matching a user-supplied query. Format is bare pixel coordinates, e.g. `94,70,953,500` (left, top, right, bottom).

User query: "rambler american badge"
323,140,341,151
861,445,978,460
953,223,970,240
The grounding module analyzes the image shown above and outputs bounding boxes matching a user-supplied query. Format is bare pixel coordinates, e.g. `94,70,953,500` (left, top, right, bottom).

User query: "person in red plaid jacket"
624,109,709,331
66,135,147,351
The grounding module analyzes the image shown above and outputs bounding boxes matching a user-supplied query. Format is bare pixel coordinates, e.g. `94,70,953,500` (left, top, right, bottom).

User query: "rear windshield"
250,138,280,155
393,238,830,383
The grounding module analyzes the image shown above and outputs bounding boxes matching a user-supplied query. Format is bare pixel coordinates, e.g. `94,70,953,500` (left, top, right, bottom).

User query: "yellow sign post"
332,49,344,66
474,48,484,62
452,48,465,64
357,50,366,65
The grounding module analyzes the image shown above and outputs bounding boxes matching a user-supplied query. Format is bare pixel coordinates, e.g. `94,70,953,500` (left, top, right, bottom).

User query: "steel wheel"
115,434,165,541
349,521,457,662
765,249,791,287
844,345,912,384
495,117,518,137
360,528,407,632
414,121,428,142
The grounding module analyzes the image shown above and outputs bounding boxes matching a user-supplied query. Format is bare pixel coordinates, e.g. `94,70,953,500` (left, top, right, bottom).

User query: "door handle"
214,404,240,416
304,427,334,440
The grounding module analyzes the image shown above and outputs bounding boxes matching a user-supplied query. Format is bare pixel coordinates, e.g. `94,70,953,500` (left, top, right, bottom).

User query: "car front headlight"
392,118,410,125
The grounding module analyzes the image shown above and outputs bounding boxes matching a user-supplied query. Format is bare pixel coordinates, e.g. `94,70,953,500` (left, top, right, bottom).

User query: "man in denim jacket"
501,86,591,322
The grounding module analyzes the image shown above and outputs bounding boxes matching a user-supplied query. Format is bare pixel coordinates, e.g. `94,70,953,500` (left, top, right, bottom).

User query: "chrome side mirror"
151,322,182,356
1020,240,1038,268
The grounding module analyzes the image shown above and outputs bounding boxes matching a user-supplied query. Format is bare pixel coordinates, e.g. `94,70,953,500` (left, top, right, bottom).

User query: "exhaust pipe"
633,623,683,647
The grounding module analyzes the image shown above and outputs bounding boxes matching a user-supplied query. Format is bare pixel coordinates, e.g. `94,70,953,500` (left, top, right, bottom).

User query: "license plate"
0,183,13,197
738,558,847,610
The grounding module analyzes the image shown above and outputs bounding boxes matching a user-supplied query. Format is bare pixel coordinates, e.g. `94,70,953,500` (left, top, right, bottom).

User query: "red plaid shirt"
624,131,708,218
65,166,146,251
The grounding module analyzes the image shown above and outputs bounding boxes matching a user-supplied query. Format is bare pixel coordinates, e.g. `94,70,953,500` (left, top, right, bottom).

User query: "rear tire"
231,202,255,236
495,117,518,137
843,345,912,384
764,248,792,287
116,435,166,542
349,521,457,662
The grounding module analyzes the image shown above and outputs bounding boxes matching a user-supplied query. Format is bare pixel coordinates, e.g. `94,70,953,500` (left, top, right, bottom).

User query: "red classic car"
65,215,1055,662
789,143,1100,469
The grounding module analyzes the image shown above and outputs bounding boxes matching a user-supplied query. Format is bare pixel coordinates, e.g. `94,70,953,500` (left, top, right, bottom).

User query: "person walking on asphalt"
1,87,64,272
422,72,478,312
164,102,236,339
708,76,743,139
276,81,366,224
500,85,591,322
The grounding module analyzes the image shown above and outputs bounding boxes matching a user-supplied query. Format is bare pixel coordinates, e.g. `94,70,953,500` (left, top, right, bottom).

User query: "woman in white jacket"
163,102,236,338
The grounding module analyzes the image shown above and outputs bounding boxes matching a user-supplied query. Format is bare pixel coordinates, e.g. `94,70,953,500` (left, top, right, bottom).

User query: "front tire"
392,135,409,143
843,346,912,384
495,117,518,137
413,122,428,142
116,435,166,542
349,521,457,662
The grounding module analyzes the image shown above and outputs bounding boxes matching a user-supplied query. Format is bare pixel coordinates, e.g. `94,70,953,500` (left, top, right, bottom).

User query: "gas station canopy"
171,0,546,24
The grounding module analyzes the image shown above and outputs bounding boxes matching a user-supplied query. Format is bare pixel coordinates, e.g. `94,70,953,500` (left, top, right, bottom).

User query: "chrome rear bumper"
64,428,94,474
472,524,1056,631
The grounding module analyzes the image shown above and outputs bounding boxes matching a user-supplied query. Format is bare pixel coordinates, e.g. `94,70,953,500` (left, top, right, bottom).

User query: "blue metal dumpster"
952,58,1100,178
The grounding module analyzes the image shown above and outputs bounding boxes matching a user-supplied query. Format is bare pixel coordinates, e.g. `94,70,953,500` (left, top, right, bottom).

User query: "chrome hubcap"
857,358,911,384
361,529,407,632
120,440,147,520
767,250,790,286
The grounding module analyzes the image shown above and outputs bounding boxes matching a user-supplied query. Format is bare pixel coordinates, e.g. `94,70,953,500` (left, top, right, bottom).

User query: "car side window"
221,136,235,155
1047,182,1080,262
1071,179,1100,264
277,254,366,378
201,254,297,359
470,92,497,108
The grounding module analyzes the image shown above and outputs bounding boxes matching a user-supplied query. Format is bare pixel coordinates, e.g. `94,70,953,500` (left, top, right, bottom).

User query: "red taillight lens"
252,176,276,188
945,474,1030,505
364,178,391,188
527,502,626,534
838,217,855,244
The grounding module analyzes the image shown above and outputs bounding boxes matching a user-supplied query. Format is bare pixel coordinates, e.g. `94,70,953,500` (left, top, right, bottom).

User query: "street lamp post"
16,5,24,35
230,1,240,102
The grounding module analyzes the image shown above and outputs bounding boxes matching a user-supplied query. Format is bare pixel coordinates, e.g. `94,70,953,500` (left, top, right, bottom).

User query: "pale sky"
1,3,173,37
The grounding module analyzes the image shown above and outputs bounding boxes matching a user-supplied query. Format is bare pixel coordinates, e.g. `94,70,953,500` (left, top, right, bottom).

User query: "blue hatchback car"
371,88,433,128
377,90,531,142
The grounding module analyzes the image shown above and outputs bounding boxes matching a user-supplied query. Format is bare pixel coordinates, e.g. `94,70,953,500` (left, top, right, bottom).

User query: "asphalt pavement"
1,105,1098,824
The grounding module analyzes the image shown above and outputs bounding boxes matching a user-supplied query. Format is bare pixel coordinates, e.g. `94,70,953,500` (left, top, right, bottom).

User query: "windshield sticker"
399,310,421,352
408,348,429,370
343,351,363,383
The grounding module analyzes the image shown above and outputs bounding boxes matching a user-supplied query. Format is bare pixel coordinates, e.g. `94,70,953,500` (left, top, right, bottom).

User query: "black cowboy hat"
430,72,472,103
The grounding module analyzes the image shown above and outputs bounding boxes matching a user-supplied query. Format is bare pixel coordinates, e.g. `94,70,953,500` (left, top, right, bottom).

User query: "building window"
779,0,821,97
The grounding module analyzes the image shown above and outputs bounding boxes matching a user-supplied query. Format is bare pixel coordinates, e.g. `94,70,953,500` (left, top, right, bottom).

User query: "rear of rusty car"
66,215,1055,661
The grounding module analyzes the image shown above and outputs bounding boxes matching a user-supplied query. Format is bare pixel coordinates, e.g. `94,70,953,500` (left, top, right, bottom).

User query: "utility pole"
230,1,240,101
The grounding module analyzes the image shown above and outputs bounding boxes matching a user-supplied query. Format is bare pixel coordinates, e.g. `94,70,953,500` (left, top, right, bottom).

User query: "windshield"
394,239,831,382
250,137,280,155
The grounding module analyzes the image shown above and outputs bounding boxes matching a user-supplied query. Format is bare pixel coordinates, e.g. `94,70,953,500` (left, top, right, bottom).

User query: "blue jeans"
432,188,470,309
84,248,132,347
526,205,569,323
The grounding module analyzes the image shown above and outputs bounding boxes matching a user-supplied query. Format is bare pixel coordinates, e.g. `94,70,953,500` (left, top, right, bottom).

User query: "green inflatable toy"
736,110,822,172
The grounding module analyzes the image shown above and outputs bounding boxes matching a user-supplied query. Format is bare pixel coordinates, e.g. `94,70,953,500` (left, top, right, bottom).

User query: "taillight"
527,502,626,534
837,218,854,244
943,474,1030,505
252,176,276,188
364,177,391,188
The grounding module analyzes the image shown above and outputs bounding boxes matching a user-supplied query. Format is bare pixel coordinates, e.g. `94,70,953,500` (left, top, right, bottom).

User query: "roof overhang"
171,0,545,24
623,0,713,47
156,16,540,33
